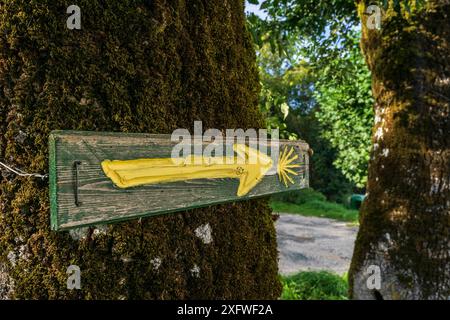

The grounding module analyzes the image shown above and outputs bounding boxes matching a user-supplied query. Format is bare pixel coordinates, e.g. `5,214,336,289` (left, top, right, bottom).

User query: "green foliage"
271,200,359,222
313,32,374,188
247,1,374,189
369,0,426,13
247,0,358,53
285,108,355,201
271,189,359,222
256,41,315,139
280,271,348,300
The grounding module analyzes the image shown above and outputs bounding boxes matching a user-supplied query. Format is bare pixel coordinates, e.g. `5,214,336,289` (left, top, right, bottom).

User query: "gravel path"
275,214,358,276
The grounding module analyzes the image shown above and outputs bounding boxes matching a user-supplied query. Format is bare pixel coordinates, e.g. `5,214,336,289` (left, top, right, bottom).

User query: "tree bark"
350,1,450,299
0,1,281,299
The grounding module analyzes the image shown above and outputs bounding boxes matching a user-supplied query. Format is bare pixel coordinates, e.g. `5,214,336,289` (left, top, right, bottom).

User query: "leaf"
280,103,289,119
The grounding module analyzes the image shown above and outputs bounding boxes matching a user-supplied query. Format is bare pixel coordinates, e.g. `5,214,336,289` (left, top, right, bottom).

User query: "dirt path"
275,214,358,276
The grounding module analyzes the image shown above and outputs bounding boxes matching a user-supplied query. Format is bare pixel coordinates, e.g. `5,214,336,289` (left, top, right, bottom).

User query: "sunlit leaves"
313,31,373,188
246,1,374,187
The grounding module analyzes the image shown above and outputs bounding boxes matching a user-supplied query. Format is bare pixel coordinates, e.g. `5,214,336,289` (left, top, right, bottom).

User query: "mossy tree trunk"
0,0,281,299
349,0,449,299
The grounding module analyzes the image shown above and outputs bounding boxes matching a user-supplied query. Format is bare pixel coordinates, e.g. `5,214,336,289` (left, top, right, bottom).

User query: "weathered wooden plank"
49,130,310,231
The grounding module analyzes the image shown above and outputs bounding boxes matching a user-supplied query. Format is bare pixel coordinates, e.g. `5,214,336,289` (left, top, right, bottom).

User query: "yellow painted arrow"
101,144,274,197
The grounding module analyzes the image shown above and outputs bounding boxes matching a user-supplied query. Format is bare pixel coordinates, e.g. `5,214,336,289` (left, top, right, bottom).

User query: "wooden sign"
49,131,310,231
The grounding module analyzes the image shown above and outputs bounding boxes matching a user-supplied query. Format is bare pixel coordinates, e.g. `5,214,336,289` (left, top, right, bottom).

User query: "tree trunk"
0,1,281,299
349,1,449,299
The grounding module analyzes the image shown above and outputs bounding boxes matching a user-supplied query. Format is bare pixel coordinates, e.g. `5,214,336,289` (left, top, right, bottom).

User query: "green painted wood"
49,130,310,231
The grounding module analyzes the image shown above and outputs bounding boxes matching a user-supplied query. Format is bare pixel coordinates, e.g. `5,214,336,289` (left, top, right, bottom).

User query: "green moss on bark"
350,1,450,300
0,0,281,299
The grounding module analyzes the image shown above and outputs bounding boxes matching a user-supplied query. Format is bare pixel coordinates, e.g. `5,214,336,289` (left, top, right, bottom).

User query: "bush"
280,271,348,300
272,188,326,205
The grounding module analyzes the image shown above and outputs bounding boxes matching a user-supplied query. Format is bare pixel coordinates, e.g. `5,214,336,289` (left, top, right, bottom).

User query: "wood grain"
49,130,310,231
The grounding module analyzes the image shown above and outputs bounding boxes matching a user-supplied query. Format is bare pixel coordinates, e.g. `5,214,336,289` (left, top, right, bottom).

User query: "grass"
270,188,359,223
280,271,348,300
271,200,359,222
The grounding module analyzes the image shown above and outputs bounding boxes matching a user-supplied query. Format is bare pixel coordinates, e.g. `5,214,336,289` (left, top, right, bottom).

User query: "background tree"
0,0,281,299
349,0,449,299
247,0,373,197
